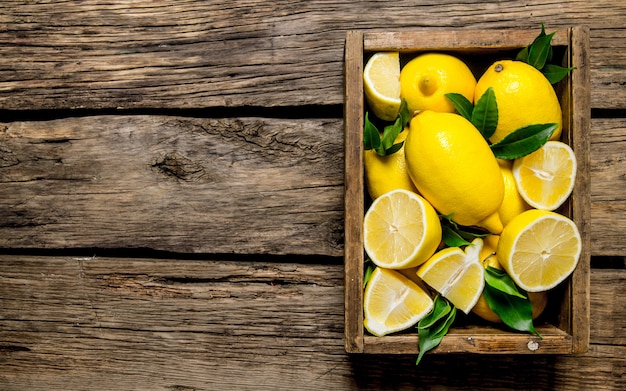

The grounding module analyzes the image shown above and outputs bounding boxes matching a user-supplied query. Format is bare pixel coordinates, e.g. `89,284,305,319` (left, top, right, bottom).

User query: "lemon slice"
363,52,401,121
364,267,434,337
416,238,485,314
497,209,581,292
363,189,442,269
512,141,577,211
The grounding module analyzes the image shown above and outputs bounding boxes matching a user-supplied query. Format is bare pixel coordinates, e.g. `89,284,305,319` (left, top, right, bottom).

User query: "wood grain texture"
0,255,624,390
590,118,626,256
0,0,624,110
0,116,344,256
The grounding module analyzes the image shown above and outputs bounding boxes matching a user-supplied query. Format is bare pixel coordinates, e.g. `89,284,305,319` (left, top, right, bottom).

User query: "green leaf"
419,294,451,329
527,31,555,70
416,295,456,365
385,141,405,155
364,100,410,156
363,112,381,152
542,63,575,84
445,93,474,121
483,283,541,337
440,214,489,247
442,225,471,247
516,45,529,62
471,87,498,139
490,123,557,160
380,122,403,152
517,23,556,70
397,99,411,129
485,266,526,299
363,259,375,288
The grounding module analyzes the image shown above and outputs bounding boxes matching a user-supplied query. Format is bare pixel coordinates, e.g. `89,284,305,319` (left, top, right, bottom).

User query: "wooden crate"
344,27,590,355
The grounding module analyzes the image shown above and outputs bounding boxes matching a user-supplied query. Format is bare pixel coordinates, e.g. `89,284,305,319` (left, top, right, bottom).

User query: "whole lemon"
475,60,562,143
400,53,476,114
404,111,504,233
364,128,418,200
497,160,532,226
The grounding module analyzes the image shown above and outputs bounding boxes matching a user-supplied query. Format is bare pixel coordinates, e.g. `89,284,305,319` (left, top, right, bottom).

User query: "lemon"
479,234,501,267
364,52,401,121
363,189,442,269
472,234,548,323
474,60,562,144
364,267,434,336
498,160,532,226
400,53,476,114
404,111,505,233
497,209,582,292
416,238,485,314
364,128,418,200
512,140,576,211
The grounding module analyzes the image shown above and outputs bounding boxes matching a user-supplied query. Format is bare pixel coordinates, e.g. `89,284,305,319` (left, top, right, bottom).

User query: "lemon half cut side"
364,52,402,121
512,141,577,211
497,209,582,292
363,189,442,270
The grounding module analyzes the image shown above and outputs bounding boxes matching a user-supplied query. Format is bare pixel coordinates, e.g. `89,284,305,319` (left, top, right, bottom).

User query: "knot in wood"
152,152,204,181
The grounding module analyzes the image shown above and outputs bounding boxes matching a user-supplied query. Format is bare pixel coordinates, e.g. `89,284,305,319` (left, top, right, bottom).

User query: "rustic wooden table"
0,1,624,390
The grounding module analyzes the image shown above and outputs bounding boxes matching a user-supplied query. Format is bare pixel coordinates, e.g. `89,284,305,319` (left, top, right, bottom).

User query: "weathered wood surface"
1,0,625,389
0,1,624,110
1,117,624,256
0,116,344,256
0,256,624,390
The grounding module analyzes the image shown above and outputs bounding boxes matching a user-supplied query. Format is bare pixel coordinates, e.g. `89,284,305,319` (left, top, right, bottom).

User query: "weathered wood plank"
1,116,625,256
0,1,624,110
0,256,624,390
0,116,344,255
590,118,626,256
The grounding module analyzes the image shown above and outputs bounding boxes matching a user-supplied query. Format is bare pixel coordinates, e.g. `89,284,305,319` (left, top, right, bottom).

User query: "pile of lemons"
362,51,580,337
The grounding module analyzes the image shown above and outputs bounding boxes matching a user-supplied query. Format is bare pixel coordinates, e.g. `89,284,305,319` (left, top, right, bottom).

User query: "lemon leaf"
485,266,526,298
515,45,529,62
363,259,375,288
381,100,410,150
528,31,555,70
365,100,409,156
471,87,498,139
440,214,489,247
416,295,456,365
490,123,557,159
483,282,541,337
542,64,575,84
442,226,471,247
518,23,554,70
363,112,382,152
445,93,473,121
418,294,451,329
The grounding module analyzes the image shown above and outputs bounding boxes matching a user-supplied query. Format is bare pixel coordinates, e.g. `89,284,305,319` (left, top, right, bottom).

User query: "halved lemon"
512,141,576,211
416,238,485,314
497,209,582,292
363,52,402,121
364,267,434,336
363,189,442,269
